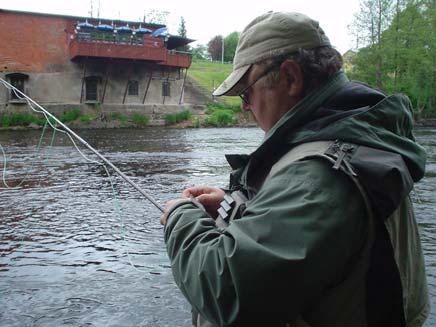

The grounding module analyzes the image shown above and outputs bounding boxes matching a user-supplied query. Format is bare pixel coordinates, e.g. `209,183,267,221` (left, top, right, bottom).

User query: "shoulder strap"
271,145,376,327
268,141,335,178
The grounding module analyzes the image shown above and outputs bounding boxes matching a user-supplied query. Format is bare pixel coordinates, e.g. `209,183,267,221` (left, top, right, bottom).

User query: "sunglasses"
239,63,281,105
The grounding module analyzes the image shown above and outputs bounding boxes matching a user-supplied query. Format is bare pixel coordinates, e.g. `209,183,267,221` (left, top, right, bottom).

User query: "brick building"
0,9,199,122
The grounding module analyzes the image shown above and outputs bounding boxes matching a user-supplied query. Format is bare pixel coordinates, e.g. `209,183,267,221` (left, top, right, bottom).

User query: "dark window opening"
6,73,28,100
162,80,170,97
128,80,139,96
85,78,99,101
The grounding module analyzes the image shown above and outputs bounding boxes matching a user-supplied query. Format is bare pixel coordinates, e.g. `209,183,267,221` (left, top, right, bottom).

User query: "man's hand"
160,199,189,225
182,186,225,217
160,186,225,226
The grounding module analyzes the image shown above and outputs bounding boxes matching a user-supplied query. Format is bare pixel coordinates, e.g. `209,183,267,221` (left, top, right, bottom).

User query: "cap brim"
212,64,251,96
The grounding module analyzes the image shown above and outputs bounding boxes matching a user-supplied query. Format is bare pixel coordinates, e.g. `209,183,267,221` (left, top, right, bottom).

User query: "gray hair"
259,46,343,96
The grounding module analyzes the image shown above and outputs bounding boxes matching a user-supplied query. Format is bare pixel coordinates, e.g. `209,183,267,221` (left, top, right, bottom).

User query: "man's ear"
280,60,304,98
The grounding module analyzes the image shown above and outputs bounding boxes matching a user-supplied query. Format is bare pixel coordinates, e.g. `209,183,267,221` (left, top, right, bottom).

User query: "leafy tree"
177,16,188,52
349,0,394,88
178,16,187,38
350,0,435,118
208,35,224,61
224,32,240,62
191,44,209,60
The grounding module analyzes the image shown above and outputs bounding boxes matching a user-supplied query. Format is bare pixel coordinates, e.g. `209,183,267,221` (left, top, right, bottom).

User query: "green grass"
164,110,192,125
79,114,97,123
206,102,240,114
132,113,150,127
60,109,81,123
205,109,237,127
0,113,45,127
110,112,128,124
188,59,242,107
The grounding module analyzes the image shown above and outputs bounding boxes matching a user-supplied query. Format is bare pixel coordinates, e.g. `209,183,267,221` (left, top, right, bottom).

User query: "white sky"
0,0,360,53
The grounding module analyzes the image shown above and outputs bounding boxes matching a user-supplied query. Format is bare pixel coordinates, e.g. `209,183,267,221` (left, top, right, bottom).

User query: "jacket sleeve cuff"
164,197,210,235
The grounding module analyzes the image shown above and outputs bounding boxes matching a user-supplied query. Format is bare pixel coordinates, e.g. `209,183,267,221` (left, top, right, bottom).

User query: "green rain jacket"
164,72,429,327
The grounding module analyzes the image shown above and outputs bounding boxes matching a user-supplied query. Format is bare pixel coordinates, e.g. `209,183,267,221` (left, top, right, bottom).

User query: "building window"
162,80,170,97
6,73,28,100
85,77,99,101
128,80,139,96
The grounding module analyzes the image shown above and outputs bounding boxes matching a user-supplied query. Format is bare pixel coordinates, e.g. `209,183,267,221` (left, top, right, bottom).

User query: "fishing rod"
0,77,164,213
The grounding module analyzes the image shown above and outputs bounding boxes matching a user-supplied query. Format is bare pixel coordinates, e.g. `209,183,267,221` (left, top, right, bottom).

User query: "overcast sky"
0,0,360,53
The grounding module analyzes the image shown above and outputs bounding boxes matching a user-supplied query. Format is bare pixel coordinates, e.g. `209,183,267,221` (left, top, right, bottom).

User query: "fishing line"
0,78,164,271
0,119,47,189
0,77,163,211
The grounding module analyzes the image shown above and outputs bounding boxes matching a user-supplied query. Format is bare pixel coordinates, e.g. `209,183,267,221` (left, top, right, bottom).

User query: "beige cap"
213,11,331,96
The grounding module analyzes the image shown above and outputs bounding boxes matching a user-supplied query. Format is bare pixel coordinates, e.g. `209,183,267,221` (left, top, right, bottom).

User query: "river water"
0,127,434,326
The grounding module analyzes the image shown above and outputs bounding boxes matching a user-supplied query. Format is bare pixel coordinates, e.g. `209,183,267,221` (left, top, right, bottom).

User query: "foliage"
208,35,224,61
60,109,81,123
79,114,96,123
205,109,236,127
110,112,128,123
224,32,240,62
349,0,435,118
191,44,209,60
164,110,192,125
178,16,187,38
207,32,240,62
192,117,201,128
207,102,240,114
0,113,45,127
131,113,150,127
177,16,189,52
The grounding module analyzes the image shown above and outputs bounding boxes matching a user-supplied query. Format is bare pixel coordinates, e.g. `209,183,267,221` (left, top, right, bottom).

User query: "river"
0,127,434,326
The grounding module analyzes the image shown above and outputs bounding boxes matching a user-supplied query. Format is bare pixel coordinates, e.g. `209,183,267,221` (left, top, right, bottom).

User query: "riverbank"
0,103,254,130
1,105,434,130
1,116,434,130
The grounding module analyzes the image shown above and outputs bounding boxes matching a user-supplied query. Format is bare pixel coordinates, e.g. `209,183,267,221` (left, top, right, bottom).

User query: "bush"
132,113,150,127
79,114,96,123
206,102,240,114
0,113,45,127
192,117,201,128
164,110,192,125
60,109,81,122
111,112,128,123
205,110,236,127
0,114,12,127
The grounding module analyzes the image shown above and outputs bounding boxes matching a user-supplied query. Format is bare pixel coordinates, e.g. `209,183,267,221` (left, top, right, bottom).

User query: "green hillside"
188,59,241,107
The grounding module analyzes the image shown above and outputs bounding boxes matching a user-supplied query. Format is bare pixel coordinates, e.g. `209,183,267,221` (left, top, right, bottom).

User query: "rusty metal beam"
79,59,87,103
179,68,188,105
142,70,153,104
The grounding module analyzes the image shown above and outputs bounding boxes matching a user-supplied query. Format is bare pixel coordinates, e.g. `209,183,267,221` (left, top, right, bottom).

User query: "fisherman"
160,11,429,327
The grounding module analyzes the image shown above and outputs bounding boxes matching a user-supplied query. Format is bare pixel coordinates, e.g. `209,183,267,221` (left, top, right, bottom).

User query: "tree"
208,35,224,61
178,16,187,38
224,32,240,62
349,0,394,88
191,44,209,60
177,16,188,52
349,0,435,118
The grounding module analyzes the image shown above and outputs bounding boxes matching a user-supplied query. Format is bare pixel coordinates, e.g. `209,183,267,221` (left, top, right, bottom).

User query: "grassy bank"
0,110,151,128
188,59,241,107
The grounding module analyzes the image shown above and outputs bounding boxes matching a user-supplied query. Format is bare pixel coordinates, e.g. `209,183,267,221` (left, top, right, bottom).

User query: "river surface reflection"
0,127,435,326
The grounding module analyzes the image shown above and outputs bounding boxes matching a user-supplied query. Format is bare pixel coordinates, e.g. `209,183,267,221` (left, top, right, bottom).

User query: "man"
160,11,429,327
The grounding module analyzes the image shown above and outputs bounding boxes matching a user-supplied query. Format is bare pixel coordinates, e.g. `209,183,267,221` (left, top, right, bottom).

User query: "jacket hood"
254,72,427,183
